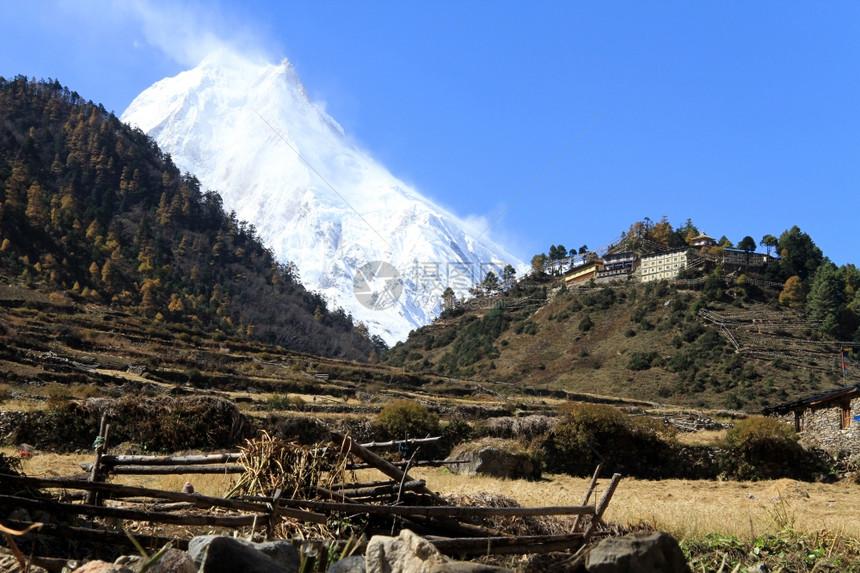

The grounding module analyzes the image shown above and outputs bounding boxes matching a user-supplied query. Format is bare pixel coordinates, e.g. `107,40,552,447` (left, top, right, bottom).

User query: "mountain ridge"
0,75,379,359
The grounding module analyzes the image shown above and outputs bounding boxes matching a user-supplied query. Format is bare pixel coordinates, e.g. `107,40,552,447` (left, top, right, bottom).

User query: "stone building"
635,249,691,283
763,384,860,455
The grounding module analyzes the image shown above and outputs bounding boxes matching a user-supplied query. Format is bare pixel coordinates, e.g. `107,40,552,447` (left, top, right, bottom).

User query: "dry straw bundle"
228,430,350,500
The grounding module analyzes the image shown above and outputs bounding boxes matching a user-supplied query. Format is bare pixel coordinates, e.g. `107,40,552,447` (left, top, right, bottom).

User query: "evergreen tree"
806,262,845,336
778,226,823,281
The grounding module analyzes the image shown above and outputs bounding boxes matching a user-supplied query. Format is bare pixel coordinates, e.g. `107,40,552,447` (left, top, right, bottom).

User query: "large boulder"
363,530,511,573
446,439,538,479
585,531,690,573
187,535,299,573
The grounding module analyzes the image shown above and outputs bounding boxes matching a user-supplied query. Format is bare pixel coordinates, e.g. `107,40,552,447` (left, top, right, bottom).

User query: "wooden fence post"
86,417,110,505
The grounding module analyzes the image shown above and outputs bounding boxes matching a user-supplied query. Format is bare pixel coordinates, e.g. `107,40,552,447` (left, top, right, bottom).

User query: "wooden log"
244,495,595,519
79,463,245,475
106,500,196,512
338,479,425,499
358,437,440,448
572,463,602,532
406,514,510,539
583,472,621,540
0,474,326,524
353,460,469,469
86,419,109,505
330,431,447,505
1,518,187,551
99,453,243,466
314,486,360,504
0,494,266,527
331,479,398,491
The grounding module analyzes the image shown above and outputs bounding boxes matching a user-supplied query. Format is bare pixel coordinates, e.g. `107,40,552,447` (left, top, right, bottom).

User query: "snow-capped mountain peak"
122,52,522,344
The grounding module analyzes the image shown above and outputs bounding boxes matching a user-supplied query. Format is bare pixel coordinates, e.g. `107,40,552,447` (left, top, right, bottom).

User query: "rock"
255,540,301,570
446,442,537,479
585,531,690,573
326,555,366,573
73,561,134,573
0,555,48,573
366,529,448,573
145,548,197,573
188,535,298,573
365,530,512,573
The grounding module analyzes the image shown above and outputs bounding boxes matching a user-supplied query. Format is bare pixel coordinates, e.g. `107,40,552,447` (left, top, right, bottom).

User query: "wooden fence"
0,422,621,562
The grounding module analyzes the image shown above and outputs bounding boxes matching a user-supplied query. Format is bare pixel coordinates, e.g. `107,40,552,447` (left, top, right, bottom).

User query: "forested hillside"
0,76,383,359
385,218,860,411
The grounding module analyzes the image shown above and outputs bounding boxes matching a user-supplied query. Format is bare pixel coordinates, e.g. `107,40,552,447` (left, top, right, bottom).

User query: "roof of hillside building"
690,232,716,245
761,383,860,415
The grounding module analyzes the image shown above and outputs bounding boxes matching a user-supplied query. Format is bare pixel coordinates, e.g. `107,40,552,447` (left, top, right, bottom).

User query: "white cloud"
121,0,273,67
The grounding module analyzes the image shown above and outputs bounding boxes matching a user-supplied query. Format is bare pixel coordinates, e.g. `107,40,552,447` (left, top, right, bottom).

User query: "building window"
841,402,852,430
794,411,803,432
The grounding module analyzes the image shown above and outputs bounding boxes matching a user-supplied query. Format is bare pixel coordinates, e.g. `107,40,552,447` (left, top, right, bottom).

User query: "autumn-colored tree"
140,278,161,317
531,253,548,275
3,160,29,216
168,293,185,314
650,215,673,245
25,182,49,228
100,258,120,293
779,275,806,308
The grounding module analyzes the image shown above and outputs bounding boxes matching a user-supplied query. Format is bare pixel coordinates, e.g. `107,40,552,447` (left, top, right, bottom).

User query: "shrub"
627,351,660,371
375,400,440,441
544,403,675,478
718,416,826,481
578,315,594,332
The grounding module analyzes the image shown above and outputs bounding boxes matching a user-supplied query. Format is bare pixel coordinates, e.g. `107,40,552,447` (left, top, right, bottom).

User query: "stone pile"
3,530,691,573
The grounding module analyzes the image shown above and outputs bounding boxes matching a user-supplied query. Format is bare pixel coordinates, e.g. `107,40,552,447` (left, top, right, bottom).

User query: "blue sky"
2,1,858,267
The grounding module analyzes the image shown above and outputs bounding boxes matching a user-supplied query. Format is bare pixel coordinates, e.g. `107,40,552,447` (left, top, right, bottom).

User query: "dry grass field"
409,468,860,542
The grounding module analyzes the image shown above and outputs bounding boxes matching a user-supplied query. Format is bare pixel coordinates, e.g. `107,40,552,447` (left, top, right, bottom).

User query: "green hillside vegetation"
384,218,860,411
0,76,382,359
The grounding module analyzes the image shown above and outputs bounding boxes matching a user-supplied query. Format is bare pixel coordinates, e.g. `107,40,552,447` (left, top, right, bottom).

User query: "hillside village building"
564,260,604,285
690,232,716,247
636,249,691,283
720,248,770,270
595,252,637,283
558,235,774,286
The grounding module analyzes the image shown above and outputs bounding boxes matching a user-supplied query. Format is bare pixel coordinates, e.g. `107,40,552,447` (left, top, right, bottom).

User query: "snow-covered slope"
122,51,522,344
